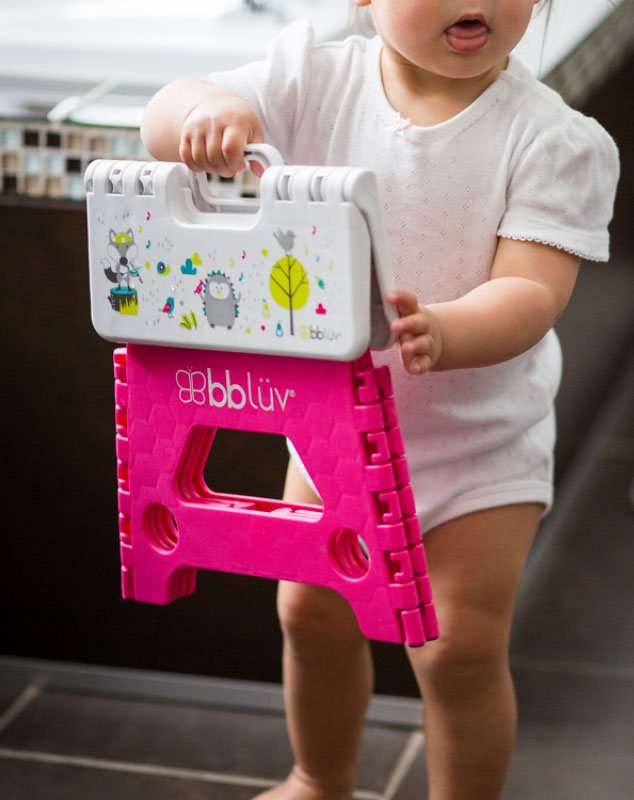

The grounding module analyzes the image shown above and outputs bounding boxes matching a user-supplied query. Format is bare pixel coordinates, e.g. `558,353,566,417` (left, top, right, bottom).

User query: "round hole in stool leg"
143,503,179,553
328,528,371,580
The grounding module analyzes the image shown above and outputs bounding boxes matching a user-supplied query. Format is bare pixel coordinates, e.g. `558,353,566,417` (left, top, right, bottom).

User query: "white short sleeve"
498,117,620,262
209,20,314,156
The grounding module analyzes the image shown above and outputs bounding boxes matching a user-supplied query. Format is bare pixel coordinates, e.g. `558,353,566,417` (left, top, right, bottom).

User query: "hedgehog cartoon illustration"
202,271,241,329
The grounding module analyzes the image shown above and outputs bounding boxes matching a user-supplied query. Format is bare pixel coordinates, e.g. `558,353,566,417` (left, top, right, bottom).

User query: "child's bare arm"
140,78,264,176
388,239,580,374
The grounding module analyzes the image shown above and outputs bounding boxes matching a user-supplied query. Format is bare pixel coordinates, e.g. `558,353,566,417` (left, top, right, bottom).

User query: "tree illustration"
269,229,310,336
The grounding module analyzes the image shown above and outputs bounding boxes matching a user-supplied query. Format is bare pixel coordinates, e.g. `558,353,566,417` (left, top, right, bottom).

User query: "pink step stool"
87,149,438,646
114,343,438,646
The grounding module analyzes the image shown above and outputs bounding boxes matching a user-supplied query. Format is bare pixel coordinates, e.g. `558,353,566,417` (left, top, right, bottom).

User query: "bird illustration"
161,297,175,318
273,228,297,254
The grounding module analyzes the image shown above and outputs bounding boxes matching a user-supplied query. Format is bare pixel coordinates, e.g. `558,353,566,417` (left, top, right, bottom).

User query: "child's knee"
408,616,510,699
276,581,365,650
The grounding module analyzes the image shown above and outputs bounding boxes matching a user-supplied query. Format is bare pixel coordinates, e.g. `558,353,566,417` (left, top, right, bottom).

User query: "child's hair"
348,1,553,39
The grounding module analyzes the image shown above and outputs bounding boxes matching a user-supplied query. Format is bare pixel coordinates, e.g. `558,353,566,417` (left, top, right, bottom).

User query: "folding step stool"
85,147,438,646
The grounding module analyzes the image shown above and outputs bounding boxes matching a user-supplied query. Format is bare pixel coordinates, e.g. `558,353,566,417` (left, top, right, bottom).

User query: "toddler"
141,1,619,798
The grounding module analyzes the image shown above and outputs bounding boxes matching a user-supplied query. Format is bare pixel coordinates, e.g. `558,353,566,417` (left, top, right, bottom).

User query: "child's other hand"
179,94,264,177
387,290,443,375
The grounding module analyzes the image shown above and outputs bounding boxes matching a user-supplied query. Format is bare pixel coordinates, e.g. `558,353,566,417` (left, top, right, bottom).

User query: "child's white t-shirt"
210,22,619,528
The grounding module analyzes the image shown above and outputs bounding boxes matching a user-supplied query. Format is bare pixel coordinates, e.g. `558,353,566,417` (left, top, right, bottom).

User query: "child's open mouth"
445,17,490,54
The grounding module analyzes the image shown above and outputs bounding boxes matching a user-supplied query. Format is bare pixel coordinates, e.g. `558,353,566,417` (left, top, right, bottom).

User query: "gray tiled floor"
0,675,418,800
0,688,411,795
0,761,263,800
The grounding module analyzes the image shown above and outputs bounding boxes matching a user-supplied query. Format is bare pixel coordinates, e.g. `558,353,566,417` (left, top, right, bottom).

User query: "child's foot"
251,767,353,800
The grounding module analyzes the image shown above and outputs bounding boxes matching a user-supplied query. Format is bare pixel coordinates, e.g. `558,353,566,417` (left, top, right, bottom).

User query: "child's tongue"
445,20,489,54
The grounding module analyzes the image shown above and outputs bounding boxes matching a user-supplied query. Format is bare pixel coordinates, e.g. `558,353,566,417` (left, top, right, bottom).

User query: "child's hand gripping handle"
191,144,285,211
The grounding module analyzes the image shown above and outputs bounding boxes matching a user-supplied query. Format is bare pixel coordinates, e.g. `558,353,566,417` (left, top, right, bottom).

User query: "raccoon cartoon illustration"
203,271,241,329
104,229,140,290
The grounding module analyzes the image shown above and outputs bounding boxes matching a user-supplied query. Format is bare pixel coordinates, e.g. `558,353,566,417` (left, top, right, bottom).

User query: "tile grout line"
381,730,425,800
0,747,280,790
0,747,384,799
0,747,386,799
0,680,43,735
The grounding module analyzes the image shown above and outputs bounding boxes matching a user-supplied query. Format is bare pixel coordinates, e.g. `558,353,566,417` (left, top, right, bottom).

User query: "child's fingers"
181,127,263,179
204,129,235,177
386,289,419,317
402,333,433,356
178,135,197,172
407,354,432,374
385,290,442,374
248,160,265,178
391,309,432,341
394,312,430,338
401,334,435,374
179,128,235,177
401,334,431,355
387,291,424,335
180,131,218,173
221,125,249,175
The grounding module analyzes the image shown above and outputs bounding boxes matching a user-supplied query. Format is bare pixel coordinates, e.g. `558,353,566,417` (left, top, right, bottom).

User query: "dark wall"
552,55,634,483
2,56,632,698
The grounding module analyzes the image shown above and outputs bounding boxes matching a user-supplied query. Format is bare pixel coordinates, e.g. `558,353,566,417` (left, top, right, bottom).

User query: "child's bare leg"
252,460,374,800
407,503,542,800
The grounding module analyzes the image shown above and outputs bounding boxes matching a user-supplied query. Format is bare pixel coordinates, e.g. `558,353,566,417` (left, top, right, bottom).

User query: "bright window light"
65,0,238,20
